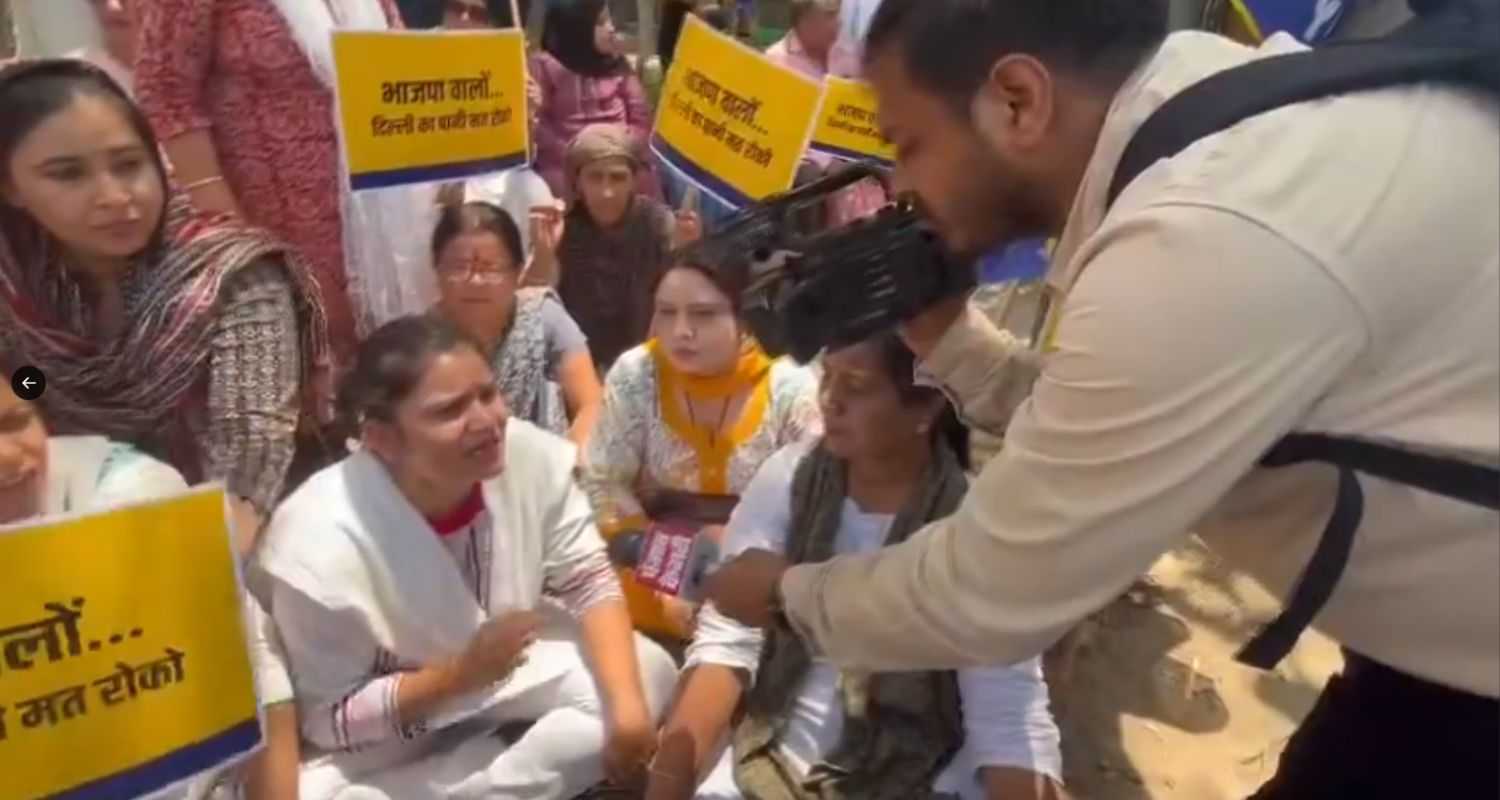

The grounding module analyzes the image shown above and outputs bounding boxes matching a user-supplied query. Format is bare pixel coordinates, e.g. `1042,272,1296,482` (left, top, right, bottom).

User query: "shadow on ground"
1048,591,1231,800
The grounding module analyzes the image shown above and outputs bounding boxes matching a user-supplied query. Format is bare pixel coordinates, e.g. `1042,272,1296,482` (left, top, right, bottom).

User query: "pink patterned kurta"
134,0,401,364
530,51,661,202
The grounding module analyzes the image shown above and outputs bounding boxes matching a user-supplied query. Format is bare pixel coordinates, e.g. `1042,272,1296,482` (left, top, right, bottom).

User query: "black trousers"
1250,649,1499,799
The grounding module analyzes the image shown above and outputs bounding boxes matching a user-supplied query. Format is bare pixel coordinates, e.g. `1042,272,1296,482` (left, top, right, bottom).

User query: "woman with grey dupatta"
645,332,1067,800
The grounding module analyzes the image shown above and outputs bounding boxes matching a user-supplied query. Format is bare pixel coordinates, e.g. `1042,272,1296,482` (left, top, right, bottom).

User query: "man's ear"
970,54,1055,151
971,77,1016,140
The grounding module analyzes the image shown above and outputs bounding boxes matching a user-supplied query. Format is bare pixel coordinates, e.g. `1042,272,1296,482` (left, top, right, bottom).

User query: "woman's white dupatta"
264,0,439,333
254,421,582,732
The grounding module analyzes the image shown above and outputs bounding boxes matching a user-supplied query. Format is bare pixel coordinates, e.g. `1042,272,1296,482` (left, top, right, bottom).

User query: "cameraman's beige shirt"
780,31,1500,697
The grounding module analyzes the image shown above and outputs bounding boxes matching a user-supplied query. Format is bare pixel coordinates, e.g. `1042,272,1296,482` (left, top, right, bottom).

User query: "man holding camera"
706,0,1498,795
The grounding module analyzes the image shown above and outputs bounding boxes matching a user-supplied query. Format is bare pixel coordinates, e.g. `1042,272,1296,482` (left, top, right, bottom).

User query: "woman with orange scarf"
584,250,820,645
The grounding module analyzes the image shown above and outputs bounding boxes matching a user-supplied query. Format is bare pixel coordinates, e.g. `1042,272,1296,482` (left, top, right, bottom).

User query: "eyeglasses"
437,262,515,285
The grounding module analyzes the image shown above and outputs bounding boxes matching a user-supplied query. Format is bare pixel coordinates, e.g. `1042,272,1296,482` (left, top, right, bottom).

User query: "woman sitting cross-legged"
645,333,1068,800
584,252,820,647
248,314,678,799
432,201,602,450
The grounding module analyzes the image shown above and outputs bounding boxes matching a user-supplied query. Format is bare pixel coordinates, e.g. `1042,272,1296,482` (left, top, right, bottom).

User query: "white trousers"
694,748,744,800
298,634,678,800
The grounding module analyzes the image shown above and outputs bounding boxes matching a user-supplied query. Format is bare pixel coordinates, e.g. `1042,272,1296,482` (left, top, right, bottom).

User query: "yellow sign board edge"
2,482,266,800
805,142,893,168
807,77,892,168
48,716,260,800
329,29,533,193
651,15,825,209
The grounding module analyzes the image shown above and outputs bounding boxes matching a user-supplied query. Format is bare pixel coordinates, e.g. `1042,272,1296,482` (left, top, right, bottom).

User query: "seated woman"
432,201,602,449
585,253,820,645
540,124,699,372
0,381,305,800
0,59,331,555
0,382,187,523
250,314,678,799
646,333,1067,800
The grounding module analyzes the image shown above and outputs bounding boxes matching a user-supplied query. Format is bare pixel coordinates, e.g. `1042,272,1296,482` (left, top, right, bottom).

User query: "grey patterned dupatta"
731,441,970,800
491,287,569,435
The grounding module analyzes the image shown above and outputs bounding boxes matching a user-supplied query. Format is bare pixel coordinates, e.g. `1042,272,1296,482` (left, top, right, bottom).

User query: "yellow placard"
810,77,895,166
332,30,531,191
652,16,823,207
0,487,259,798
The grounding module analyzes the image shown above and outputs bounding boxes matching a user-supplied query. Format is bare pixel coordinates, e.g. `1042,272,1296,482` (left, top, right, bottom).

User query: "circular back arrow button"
10,366,46,401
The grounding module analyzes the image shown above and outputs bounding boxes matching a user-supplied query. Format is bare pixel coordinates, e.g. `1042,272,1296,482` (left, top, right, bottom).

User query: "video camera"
696,163,976,363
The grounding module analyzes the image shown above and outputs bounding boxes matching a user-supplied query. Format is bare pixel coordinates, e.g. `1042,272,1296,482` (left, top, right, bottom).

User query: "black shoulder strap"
1239,435,1499,669
1264,434,1500,510
1108,4,1498,209
1101,1,1499,670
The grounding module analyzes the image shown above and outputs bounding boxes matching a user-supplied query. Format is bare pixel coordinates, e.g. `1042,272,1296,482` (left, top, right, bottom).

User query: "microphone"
606,523,721,602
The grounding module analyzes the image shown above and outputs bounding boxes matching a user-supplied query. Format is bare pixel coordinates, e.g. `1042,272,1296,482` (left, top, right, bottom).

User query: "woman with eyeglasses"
432,201,603,450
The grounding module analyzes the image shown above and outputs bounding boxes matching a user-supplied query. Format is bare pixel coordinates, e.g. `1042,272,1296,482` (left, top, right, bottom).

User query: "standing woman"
584,252,820,645
134,0,438,363
533,0,659,201
0,59,330,554
431,201,603,449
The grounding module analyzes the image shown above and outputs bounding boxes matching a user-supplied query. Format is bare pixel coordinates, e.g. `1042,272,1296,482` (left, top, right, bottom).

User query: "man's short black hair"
865,0,1170,115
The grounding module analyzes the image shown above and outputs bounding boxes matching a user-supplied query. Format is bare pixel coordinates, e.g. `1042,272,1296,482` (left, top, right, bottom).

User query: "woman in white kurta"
584,255,821,643
0,383,188,523
251,314,678,799
645,334,1066,800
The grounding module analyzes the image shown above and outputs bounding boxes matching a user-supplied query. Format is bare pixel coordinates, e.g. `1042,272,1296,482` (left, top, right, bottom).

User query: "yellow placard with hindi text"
0,487,260,798
332,30,531,191
652,16,823,207
810,77,895,166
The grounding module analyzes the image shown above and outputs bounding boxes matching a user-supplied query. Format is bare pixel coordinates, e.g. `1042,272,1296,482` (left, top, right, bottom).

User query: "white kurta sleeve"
956,658,1063,782
244,591,295,708
90,444,190,507
686,444,803,672
271,580,410,751
779,204,1368,670
541,471,625,617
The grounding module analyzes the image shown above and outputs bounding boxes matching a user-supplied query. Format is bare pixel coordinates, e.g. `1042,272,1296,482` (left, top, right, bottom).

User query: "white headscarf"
266,0,440,334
